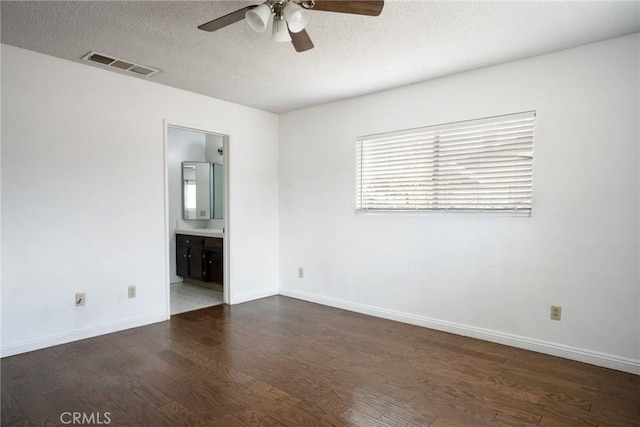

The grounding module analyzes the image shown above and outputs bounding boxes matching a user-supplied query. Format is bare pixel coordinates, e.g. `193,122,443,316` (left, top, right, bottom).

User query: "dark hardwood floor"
1,296,638,426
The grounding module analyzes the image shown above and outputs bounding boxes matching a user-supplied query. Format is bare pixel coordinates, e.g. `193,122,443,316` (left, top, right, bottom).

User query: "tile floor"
170,281,223,315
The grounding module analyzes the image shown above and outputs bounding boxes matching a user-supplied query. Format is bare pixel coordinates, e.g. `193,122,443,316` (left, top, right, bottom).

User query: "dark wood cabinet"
176,234,223,283
206,251,223,283
176,245,189,278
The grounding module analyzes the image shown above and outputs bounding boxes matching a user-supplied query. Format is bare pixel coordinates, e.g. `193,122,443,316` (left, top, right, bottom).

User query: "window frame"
355,111,536,216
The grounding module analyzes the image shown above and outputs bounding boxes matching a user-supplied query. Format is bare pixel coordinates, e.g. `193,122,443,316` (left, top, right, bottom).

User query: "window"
356,111,535,215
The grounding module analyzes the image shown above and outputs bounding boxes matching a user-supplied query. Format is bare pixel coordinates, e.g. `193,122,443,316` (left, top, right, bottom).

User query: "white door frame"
163,120,231,318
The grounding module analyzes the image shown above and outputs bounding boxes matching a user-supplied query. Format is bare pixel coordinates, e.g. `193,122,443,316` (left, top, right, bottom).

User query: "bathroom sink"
175,228,224,238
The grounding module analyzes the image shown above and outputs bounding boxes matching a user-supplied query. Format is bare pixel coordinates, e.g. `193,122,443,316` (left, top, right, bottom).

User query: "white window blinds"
356,111,535,215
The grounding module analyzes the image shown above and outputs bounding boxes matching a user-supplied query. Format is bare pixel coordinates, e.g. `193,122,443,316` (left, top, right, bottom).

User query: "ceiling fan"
198,0,384,53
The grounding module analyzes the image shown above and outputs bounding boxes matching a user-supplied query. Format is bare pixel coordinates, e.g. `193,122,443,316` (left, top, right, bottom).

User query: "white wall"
1,45,279,356
278,34,640,373
204,133,224,165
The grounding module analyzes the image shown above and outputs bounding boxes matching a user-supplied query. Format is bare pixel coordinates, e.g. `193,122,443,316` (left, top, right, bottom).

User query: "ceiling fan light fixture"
272,15,292,42
198,0,385,52
245,3,272,33
283,2,309,33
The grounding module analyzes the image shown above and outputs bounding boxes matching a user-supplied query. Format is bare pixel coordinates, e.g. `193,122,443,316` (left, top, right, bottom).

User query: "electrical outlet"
128,285,136,299
550,305,562,321
298,268,304,279
75,293,85,306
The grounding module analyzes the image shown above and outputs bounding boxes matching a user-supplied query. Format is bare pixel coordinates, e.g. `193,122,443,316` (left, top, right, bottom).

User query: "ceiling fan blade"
309,1,384,16
290,29,314,52
198,6,255,32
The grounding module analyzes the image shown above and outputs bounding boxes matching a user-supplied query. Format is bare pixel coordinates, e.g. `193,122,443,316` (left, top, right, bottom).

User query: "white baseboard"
279,288,640,375
0,313,167,358
231,287,278,305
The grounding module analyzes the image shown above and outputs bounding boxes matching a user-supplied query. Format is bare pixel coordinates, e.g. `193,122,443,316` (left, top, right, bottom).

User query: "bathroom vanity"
176,229,223,283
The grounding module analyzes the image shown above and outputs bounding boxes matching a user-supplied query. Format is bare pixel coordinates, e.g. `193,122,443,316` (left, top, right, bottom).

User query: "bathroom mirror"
182,162,223,220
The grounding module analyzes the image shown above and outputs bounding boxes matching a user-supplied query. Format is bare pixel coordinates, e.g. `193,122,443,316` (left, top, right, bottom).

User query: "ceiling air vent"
82,51,159,77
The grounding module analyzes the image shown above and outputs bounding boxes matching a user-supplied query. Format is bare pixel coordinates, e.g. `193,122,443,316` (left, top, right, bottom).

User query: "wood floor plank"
42,388,90,416
378,404,438,426
1,420,31,427
6,383,60,426
491,411,541,426
0,387,26,426
1,295,637,427
341,409,392,427
155,400,210,427
590,392,640,424
408,385,499,424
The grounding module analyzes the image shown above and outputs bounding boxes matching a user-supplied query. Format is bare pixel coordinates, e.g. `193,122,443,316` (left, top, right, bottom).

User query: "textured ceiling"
1,1,639,113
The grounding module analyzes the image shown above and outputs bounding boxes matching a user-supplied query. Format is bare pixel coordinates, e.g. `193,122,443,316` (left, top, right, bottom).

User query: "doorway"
164,122,229,316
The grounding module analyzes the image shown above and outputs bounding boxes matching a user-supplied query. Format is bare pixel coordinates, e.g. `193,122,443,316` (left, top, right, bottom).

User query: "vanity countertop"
175,228,224,238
